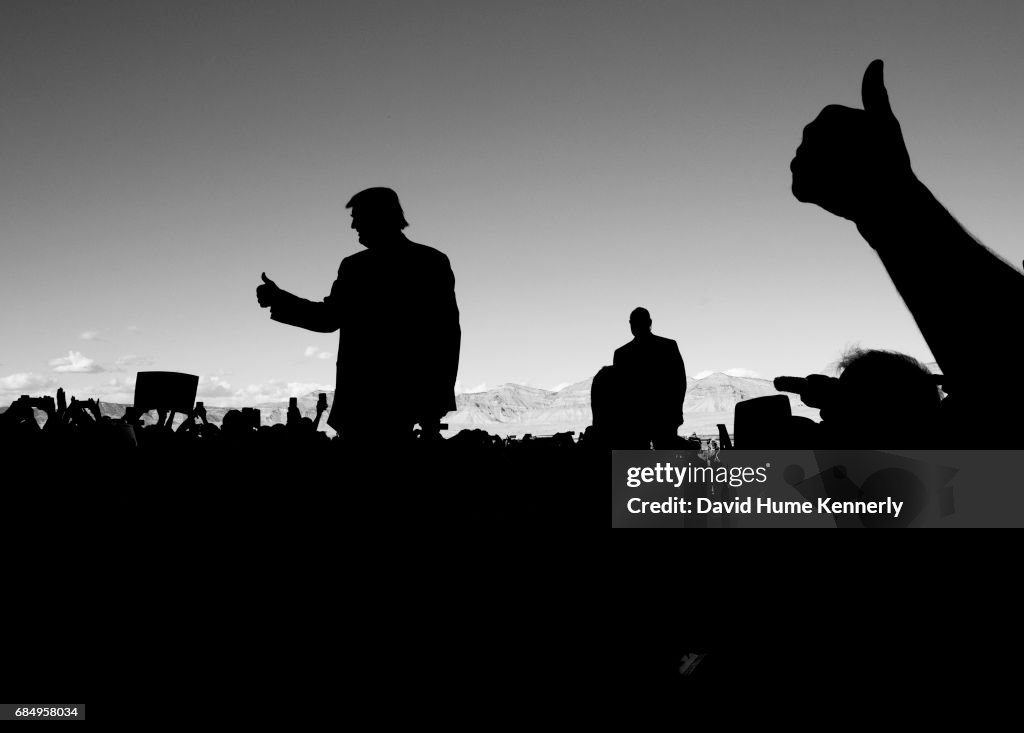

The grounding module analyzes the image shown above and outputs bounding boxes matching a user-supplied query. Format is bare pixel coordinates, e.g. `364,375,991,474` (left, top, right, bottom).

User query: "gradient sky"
3,1,1022,406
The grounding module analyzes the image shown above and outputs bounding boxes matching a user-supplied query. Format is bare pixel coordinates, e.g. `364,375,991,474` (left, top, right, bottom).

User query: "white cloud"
304,346,332,359
467,383,488,393
80,376,137,402
80,330,100,341
236,380,334,406
49,351,105,373
196,375,235,398
0,372,59,398
70,375,335,409
114,355,155,370
80,374,228,405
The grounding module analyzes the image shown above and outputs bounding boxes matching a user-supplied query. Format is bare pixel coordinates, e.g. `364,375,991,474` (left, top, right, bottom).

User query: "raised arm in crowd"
791,60,1024,440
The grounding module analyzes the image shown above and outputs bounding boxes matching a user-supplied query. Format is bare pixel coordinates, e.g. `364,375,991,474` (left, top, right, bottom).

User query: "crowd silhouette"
4,60,1022,486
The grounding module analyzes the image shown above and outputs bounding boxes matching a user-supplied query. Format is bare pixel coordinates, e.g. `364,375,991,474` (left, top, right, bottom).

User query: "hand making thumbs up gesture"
791,60,918,225
256,271,281,308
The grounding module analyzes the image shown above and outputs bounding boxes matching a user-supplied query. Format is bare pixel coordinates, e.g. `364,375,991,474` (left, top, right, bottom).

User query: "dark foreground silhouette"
1,387,607,709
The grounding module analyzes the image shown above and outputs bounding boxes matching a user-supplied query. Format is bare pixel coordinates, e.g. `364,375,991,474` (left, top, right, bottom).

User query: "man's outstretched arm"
257,270,342,334
791,60,1024,388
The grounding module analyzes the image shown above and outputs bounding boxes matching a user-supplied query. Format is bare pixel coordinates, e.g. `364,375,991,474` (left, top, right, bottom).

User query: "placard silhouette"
133,372,199,413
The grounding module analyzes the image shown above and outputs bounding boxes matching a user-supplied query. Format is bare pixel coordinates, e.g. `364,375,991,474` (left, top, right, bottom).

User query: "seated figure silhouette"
256,187,461,444
612,308,686,448
791,60,1024,445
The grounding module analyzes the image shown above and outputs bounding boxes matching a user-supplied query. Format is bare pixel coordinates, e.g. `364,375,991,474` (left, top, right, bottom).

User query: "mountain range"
444,372,820,437
9,365,948,437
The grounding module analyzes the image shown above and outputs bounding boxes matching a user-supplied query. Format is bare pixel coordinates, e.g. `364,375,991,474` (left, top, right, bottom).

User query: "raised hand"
38,395,56,416
791,60,917,224
257,272,281,308
84,398,101,420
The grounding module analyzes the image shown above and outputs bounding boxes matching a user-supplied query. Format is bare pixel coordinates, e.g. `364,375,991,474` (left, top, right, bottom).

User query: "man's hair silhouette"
345,187,409,230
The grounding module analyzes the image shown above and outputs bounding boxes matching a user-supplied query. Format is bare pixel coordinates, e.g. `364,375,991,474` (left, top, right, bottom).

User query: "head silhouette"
629,307,652,337
222,409,247,437
346,187,409,248
828,348,941,442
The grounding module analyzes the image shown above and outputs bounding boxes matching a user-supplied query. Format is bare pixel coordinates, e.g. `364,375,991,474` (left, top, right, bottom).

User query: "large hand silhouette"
791,60,916,224
256,272,281,308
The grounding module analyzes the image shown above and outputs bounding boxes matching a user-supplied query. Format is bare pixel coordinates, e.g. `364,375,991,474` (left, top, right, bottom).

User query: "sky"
2,1,1023,406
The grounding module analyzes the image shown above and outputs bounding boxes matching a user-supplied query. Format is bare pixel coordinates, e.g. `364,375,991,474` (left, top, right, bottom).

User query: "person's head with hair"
221,409,247,437
827,348,941,444
629,307,653,337
346,187,409,248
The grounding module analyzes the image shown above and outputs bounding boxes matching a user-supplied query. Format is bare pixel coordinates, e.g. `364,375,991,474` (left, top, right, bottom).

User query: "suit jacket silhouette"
613,334,686,433
269,240,460,435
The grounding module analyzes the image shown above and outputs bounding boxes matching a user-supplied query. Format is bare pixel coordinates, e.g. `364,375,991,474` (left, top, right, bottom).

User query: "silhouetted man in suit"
612,308,686,448
256,187,460,443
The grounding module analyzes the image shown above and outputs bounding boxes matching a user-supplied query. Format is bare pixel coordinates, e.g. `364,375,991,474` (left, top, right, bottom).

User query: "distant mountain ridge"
22,366,956,436
445,372,819,436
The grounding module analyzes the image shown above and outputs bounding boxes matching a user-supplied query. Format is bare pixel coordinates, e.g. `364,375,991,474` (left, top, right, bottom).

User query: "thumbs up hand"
860,59,913,176
791,60,917,224
257,271,281,308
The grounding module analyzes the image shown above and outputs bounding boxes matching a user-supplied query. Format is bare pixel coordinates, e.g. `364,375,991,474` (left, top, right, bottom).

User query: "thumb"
261,272,275,286
861,59,895,119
